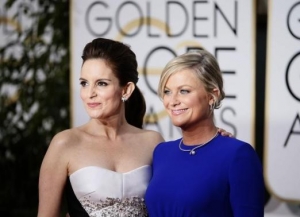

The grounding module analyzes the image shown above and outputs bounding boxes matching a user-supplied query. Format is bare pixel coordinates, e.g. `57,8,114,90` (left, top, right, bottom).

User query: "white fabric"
69,165,151,201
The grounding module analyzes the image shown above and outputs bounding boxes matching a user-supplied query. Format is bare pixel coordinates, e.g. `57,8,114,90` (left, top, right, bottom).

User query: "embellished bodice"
69,165,151,217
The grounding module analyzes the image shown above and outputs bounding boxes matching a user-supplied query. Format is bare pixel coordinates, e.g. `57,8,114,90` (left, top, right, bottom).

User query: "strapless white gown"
69,165,151,217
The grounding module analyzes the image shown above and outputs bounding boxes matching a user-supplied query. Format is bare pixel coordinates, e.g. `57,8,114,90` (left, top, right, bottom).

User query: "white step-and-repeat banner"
71,0,256,145
264,0,300,216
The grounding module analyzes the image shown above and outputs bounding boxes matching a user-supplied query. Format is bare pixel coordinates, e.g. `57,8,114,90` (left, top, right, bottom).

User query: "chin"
171,121,183,128
87,111,102,119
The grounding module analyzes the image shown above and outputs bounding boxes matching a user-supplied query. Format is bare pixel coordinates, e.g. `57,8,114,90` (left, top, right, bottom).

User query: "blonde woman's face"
162,69,213,129
79,59,123,120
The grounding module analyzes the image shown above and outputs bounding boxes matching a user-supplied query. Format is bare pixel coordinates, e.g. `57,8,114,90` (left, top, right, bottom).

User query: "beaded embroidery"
80,196,148,217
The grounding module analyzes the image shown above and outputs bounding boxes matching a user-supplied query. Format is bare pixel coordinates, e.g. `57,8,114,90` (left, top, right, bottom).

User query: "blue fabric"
145,134,264,217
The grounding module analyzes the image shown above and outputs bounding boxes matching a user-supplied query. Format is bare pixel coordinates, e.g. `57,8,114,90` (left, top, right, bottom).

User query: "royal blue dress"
145,134,264,217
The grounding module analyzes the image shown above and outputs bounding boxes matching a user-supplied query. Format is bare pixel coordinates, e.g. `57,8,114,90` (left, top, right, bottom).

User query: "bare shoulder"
41,128,82,169
47,128,82,154
50,129,74,147
135,128,164,148
146,129,164,142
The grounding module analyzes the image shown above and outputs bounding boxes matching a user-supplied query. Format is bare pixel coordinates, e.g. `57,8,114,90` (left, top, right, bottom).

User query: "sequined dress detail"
69,165,151,217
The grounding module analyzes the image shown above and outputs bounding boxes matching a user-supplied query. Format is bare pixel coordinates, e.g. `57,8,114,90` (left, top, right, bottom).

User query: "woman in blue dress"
145,50,264,217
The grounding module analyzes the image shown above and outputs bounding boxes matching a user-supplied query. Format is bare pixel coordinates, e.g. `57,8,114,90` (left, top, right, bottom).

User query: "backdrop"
264,0,300,208
69,0,300,216
71,0,256,145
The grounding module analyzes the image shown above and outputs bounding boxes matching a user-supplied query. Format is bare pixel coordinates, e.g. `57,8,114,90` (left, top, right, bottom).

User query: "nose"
89,86,97,98
170,93,180,107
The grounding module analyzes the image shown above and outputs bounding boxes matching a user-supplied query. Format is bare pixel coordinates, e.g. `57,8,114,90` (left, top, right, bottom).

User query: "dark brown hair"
82,38,146,128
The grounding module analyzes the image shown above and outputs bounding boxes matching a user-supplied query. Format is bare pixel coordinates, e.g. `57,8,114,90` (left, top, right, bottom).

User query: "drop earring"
121,96,126,102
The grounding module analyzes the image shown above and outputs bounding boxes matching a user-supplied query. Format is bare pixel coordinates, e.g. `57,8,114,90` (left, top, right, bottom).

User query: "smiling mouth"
171,108,187,115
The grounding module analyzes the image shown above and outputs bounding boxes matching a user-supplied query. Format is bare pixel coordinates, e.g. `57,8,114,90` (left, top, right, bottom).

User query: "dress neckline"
69,165,151,177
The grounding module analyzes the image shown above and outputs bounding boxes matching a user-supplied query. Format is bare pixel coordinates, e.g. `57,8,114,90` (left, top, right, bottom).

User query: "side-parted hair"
158,49,225,109
81,38,146,128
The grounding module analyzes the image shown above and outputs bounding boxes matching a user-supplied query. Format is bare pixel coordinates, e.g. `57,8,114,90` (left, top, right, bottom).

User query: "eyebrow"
164,84,193,89
79,78,112,82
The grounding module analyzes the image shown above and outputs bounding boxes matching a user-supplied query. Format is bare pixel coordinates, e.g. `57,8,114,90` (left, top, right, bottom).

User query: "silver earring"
121,96,126,102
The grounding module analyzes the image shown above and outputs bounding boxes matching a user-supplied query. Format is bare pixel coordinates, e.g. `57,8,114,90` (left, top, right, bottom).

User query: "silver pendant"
190,150,196,155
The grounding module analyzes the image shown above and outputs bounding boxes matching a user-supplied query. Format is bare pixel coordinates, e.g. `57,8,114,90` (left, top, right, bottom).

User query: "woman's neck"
181,122,217,145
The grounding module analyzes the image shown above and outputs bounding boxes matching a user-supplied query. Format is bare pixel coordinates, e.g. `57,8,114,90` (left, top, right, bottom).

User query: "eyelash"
79,81,108,87
97,81,108,86
80,81,87,87
163,89,190,95
180,89,190,94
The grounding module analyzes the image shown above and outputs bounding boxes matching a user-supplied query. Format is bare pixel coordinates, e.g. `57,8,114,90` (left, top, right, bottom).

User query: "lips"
87,103,100,108
171,108,187,115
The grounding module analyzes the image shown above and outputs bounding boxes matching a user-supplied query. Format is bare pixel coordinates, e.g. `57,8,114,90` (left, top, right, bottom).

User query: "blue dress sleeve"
228,143,264,217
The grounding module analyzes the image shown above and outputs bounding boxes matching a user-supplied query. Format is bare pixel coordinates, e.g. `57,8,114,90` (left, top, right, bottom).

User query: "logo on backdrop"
284,1,300,147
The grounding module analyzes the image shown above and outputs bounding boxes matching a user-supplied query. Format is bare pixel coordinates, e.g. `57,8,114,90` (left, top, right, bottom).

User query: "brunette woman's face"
80,59,123,120
162,69,213,129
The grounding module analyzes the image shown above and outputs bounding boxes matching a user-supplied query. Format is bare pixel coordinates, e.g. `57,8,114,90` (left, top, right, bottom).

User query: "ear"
209,88,220,105
122,82,135,99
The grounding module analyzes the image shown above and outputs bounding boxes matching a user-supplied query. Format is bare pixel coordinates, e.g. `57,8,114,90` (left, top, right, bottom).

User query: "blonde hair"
158,49,225,109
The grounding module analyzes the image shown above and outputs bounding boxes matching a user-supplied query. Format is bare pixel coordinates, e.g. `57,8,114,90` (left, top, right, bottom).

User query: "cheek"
103,89,122,102
80,88,87,100
186,97,205,112
182,97,196,107
195,98,210,112
162,97,168,108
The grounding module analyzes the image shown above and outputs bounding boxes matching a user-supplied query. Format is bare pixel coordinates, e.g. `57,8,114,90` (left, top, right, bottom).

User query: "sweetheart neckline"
69,165,151,177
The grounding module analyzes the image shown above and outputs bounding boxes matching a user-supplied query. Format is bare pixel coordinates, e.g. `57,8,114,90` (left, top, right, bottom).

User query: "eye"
97,81,108,86
163,89,171,95
180,89,190,94
80,80,88,87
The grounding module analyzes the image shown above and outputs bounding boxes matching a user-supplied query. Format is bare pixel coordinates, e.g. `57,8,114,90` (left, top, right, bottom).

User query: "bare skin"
38,122,163,217
163,69,221,145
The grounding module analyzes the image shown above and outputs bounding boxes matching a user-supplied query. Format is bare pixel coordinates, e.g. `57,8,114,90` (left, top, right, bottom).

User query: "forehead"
81,59,116,78
166,69,201,85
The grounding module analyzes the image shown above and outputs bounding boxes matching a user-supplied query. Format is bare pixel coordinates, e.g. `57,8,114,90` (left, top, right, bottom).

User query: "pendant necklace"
178,131,219,155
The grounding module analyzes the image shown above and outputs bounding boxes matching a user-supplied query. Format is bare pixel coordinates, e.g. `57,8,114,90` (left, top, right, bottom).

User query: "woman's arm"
229,143,265,217
37,132,70,217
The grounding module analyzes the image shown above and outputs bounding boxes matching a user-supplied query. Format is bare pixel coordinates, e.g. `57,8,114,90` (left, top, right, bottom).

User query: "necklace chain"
178,131,219,155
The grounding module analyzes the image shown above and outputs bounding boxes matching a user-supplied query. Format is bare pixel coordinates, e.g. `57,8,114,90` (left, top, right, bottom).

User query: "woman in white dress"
37,38,164,217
